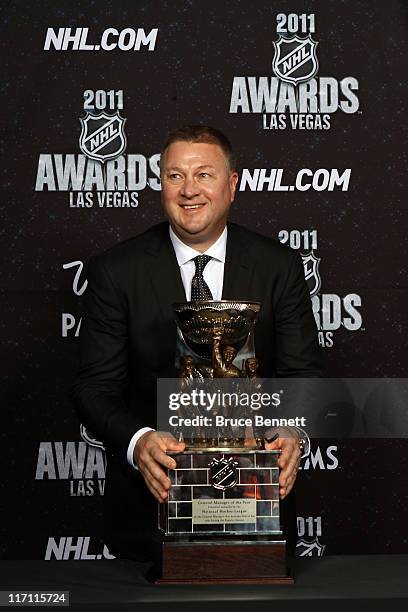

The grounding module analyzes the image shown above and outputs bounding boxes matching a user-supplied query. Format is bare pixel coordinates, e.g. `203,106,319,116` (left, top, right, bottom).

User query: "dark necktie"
191,255,213,301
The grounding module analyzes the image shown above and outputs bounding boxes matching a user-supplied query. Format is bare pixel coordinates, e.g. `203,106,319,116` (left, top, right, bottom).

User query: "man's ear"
230,172,239,202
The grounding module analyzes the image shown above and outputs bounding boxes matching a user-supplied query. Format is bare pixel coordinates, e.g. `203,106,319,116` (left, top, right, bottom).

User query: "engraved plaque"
192,498,256,525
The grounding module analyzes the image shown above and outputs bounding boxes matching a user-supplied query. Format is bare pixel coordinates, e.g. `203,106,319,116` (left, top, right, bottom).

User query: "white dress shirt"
168,225,227,301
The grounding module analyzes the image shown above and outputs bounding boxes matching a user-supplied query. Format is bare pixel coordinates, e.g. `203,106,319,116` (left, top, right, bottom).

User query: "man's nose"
180,175,200,198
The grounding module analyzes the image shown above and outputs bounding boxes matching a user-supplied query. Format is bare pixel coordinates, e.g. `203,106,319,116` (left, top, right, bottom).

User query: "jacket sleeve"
71,254,146,457
273,250,323,377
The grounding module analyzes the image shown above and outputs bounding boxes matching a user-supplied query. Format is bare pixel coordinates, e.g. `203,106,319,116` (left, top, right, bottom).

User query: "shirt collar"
169,225,227,266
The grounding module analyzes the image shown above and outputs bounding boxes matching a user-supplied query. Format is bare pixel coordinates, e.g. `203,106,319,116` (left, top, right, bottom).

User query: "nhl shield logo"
79,112,127,162
296,537,326,557
209,456,238,491
302,251,321,297
272,35,318,85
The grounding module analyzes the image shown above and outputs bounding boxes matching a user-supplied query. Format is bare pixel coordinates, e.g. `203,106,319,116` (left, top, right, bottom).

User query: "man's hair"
161,125,237,172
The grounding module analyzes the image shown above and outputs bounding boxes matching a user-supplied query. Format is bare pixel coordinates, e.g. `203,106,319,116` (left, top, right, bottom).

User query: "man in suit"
72,126,322,561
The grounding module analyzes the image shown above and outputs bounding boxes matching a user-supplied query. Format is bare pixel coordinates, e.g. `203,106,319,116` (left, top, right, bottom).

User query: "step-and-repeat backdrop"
2,1,408,560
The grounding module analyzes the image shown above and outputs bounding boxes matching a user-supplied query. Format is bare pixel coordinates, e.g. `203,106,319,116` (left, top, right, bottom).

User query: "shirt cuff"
127,427,155,469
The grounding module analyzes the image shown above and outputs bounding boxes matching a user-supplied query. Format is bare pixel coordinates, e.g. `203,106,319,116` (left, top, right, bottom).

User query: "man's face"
161,141,238,249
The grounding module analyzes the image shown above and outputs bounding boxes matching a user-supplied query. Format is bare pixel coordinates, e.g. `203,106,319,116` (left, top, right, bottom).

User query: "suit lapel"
222,223,257,301
145,223,186,324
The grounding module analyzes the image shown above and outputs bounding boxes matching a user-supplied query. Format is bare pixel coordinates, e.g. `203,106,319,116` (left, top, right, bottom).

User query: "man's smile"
179,202,207,211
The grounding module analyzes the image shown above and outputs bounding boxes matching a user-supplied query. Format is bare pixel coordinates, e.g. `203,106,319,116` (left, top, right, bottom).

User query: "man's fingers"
278,438,300,465
135,431,184,502
267,437,301,498
264,439,280,451
139,459,171,500
282,466,297,490
146,457,172,487
138,447,173,492
144,475,168,503
166,439,186,451
279,455,301,499
139,448,172,484
149,445,178,470
264,436,300,494
140,433,181,468
280,444,300,475
278,437,299,460
280,470,298,499
257,432,303,500
157,432,186,452
279,458,299,488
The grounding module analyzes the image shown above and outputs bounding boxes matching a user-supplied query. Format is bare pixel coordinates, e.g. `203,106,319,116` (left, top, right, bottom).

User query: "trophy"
157,301,292,584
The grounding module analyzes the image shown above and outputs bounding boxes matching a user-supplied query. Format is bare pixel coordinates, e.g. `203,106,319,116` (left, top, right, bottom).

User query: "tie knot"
193,254,211,274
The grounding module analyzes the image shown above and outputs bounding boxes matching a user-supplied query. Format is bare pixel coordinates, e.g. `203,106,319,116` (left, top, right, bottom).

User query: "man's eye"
169,173,182,180
199,172,210,178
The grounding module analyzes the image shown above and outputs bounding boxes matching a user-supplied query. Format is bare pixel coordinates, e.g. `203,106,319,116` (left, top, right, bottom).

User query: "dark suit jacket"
72,221,322,560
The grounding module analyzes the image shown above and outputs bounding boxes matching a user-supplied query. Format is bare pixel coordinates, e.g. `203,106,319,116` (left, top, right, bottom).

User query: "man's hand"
134,431,185,503
264,429,301,499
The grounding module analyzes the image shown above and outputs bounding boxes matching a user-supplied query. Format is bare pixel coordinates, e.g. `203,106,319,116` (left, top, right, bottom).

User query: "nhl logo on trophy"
209,456,238,490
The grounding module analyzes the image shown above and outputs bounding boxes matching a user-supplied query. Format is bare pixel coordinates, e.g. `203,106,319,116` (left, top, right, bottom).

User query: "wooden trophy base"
156,539,294,584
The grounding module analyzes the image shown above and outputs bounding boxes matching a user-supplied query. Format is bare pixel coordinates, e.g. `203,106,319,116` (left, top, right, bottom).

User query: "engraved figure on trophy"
177,355,205,445
179,355,204,390
243,357,259,379
242,356,263,445
212,329,241,378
